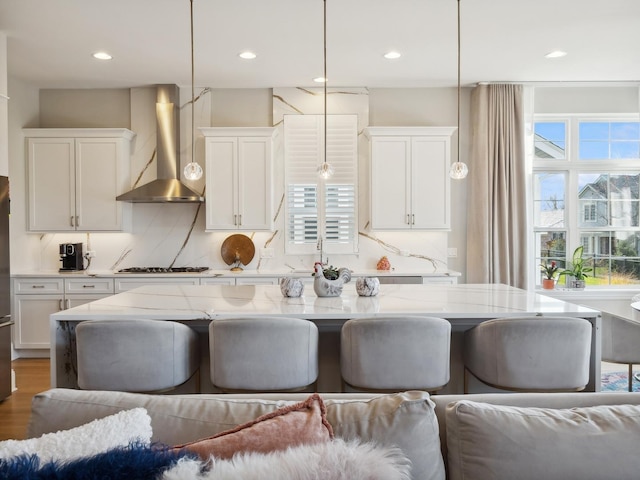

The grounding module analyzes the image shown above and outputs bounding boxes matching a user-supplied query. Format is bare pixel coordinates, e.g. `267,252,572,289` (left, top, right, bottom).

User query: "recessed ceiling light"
92,52,113,60
313,77,327,83
545,50,567,58
238,51,257,60
384,51,401,59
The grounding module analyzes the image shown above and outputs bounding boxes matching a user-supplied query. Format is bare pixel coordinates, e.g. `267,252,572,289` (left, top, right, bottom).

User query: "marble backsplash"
22,87,450,274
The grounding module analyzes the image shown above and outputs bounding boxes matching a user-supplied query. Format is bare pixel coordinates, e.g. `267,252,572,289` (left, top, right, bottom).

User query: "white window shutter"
284,114,358,255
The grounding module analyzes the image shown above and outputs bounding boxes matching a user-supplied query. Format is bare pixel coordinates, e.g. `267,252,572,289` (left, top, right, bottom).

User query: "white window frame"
284,114,359,256
583,202,597,223
532,113,640,287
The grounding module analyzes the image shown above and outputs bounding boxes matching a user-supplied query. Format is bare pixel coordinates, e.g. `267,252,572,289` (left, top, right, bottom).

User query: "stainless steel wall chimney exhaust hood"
116,85,204,203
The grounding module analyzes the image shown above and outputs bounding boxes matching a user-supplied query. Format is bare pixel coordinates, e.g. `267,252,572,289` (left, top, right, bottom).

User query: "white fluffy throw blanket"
163,438,411,480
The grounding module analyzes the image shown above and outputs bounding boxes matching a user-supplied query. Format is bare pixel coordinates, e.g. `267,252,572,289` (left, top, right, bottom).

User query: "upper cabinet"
24,128,135,232
365,127,456,230
201,127,277,231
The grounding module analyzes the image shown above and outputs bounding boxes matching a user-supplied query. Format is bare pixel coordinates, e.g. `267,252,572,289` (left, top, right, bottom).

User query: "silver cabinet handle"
234,214,237,225
70,216,74,227
66,299,70,309
31,285,45,289
238,214,242,226
82,285,95,288
76,215,79,227
406,214,410,225
412,214,415,225
58,299,63,310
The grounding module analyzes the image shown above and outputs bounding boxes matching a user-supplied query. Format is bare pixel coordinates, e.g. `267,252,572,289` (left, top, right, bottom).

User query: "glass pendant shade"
317,162,334,179
449,161,468,179
183,161,203,180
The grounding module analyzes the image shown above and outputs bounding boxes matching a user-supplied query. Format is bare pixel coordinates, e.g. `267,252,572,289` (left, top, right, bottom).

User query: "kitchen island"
50,283,601,393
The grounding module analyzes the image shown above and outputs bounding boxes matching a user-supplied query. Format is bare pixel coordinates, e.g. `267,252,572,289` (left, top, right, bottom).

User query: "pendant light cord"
457,0,461,165
323,0,327,168
190,0,196,167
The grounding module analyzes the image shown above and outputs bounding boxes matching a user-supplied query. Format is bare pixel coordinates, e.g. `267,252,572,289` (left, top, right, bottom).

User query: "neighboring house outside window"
533,116,640,286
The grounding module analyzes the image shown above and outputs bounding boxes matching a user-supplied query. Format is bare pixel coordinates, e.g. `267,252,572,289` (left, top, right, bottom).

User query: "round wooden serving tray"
221,234,255,271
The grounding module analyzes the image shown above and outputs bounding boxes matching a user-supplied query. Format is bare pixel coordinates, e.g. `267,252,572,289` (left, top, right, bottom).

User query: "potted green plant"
539,260,559,289
558,246,593,290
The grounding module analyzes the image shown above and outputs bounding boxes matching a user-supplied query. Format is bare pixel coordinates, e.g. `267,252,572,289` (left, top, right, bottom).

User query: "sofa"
16,388,640,479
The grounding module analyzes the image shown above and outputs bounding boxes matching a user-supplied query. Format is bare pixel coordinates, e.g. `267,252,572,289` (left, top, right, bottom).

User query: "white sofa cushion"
0,407,151,463
326,391,445,480
446,400,640,480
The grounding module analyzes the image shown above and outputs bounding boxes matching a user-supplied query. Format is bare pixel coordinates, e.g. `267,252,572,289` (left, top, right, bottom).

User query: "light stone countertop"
51,283,597,322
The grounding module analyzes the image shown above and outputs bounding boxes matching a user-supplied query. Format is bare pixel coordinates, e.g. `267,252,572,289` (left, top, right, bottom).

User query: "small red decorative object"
376,256,391,271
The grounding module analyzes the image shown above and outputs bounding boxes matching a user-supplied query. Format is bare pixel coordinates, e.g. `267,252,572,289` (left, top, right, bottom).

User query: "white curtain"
466,84,528,289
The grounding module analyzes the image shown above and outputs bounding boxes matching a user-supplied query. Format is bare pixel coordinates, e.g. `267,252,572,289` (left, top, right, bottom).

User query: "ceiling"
1,0,639,90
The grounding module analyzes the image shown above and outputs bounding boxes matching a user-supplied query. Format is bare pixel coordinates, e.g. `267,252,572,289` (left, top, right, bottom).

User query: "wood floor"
0,358,50,441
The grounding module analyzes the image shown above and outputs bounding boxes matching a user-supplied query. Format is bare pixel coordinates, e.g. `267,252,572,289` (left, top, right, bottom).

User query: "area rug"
601,371,640,392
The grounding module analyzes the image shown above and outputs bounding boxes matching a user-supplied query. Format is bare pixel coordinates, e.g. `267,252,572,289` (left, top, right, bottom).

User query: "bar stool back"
76,319,200,393
340,316,451,392
463,316,592,393
209,316,318,392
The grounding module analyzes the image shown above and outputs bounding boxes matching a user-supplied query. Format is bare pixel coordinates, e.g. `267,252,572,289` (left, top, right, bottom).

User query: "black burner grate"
117,267,209,273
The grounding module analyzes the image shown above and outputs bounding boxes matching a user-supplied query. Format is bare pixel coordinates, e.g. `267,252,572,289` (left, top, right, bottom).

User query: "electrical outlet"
260,248,274,259
447,247,458,258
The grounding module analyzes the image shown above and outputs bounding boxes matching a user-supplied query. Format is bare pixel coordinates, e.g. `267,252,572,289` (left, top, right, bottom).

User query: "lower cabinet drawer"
13,278,64,294
65,278,114,294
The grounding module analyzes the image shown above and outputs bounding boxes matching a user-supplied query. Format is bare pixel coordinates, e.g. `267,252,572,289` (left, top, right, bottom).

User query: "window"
583,203,597,223
533,116,640,286
284,114,358,255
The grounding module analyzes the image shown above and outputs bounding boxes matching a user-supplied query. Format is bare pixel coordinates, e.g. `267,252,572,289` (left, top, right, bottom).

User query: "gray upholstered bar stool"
76,319,200,393
602,300,640,392
209,317,319,392
463,316,592,393
340,316,451,393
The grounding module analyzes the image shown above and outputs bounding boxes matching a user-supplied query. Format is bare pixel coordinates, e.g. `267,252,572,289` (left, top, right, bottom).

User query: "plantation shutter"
284,114,358,255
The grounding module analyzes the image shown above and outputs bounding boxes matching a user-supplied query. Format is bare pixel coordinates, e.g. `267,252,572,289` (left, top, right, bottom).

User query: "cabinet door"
237,137,272,230
13,294,63,349
75,138,124,231
411,137,450,229
370,137,411,230
27,138,75,231
205,138,238,229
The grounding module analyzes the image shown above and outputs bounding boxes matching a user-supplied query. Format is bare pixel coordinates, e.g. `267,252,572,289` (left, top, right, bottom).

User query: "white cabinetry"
24,128,135,232
114,277,201,293
366,127,455,230
201,127,277,231
12,277,114,350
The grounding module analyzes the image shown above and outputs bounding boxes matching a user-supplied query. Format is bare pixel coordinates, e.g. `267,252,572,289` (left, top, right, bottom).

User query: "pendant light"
183,0,203,181
316,0,334,180
449,0,468,180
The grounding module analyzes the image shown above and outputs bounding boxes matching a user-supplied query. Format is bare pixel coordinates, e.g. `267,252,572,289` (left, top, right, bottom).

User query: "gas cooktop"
117,267,209,274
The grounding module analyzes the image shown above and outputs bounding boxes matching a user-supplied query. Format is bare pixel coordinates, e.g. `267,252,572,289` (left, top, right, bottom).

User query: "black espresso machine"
59,243,84,272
